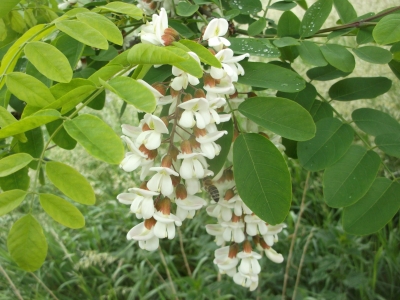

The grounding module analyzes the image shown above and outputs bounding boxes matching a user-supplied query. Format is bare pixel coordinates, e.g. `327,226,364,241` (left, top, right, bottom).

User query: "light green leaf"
273,37,299,48
373,14,400,45
63,114,124,164
323,145,381,208
0,109,61,139
233,133,291,224
167,47,203,78
352,108,400,136
238,97,315,141
0,154,33,177
13,128,43,169
179,39,221,68
329,77,392,101
277,82,316,111
176,2,199,16
297,41,327,66
49,78,96,99
306,64,350,81
39,194,85,229
277,11,301,38
300,0,333,37
53,34,85,69
229,0,262,15
24,8,37,28
320,44,355,73
352,46,392,64
55,20,109,50
0,167,29,191
88,65,125,86
7,214,47,271
45,161,95,205
93,1,142,19
76,12,123,45
228,38,280,58
48,85,96,114
343,178,400,235
0,18,7,41
0,0,21,19
239,61,305,92
9,10,26,33
24,41,73,83
106,77,156,113
6,72,55,107
0,106,27,142
297,117,354,171
0,190,27,216
269,1,297,11
375,133,400,158
333,0,357,23
127,43,188,65
46,118,77,150
248,17,267,36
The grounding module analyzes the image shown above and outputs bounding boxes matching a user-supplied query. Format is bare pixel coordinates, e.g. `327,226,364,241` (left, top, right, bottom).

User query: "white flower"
175,195,207,220
147,167,179,196
214,246,239,277
210,49,249,82
153,211,182,239
170,52,201,90
262,223,287,246
205,224,225,246
178,98,210,129
136,113,169,150
206,200,234,222
264,247,284,264
204,73,235,95
117,188,159,219
233,272,259,291
220,220,245,243
230,194,253,216
244,214,268,236
185,178,202,195
120,136,148,172
140,8,168,46
204,93,230,125
177,152,208,179
237,250,262,275
196,130,227,159
202,18,231,51
127,222,159,251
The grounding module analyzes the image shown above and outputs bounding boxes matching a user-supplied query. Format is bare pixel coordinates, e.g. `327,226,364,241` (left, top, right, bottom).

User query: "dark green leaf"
297,41,327,66
228,38,280,58
375,133,400,158
323,145,381,208
306,64,351,81
238,97,315,141
176,2,199,16
356,27,374,44
277,82,316,111
239,61,305,92
333,0,357,23
329,77,392,101
54,34,84,69
248,17,266,36
229,0,262,15
310,100,333,122
300,0,333,37
0,167,29,191
388,59,400,80
277,11,301,38
233,133,291,224
46,118,77,150
273,37,299,48
269,1,297,11
320,44,355,73
297,117,354,171
343,178,400,235
7,214,47,271
14,128,43,169
352,108,400,136
168,20,195,39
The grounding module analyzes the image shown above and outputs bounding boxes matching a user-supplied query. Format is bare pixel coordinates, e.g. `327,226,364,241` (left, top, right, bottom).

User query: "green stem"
263,0,273,18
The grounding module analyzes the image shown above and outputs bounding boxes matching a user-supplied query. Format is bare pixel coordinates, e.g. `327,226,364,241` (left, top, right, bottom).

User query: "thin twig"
282,171,311,300
0,263,24,300
30,272,59,300
158,247,179,300
292,228,315,300
177,227,192,276
145,258,167,285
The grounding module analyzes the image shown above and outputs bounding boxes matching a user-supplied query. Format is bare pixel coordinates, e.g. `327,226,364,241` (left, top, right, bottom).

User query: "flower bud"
161,34,176,46
169,145,179,161
243,240,252,253
203,73,216,88
259,238,270,249
152,83,166,95
158,197,171,215
144,217,157,229
229,91,239,99
164,27,180,40
171,174,181,187
224,189,235,200
189,135,201,149
232,214,241,223
161,116,169,127
194,89,206,98
175,184,187,200
180,140,192,154
170,88,180,99
142,123,151,131
161,155,173,168
228,243,239,258
182,93,193,102
139,144,157,159
193,126,207,138
140,181,149,190
224,169,234,181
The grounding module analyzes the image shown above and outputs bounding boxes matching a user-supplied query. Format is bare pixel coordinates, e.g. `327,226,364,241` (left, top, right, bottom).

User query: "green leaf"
228,38,280,58
297,41,327,66
93,1,142,19
24,41,73,83
238,97,315,141
229,0,262,15
168,20,195,39
0,109,61,139
297,117,354,171
310,100,333,122
46,118,77,150
76,12,123,45
306,64,351,81
388,59,400,80
352,108,400,136
0,190,27,216
329,77,392,101
273,37,299,48
106,77,156,113
88,65,124,86
375,133,400,158
0,0,21,19
239,61,305,92
55,20,109,50
233,133,291,224
9,10,26,33
352,46,392,64
39,194,85,229
142,65,172,85
248,17,266,36
0,106,26,142
0,167,29,191
373,14,400,45
7,214,47,271
207,119,233,176
320,44,355,73
53,34,85,69
90,47,118,61
14,128,43,169
178,40,221,68
167,48,203,78
269,1,297,11
277,11,301,38
300,0,333,38
343,178,400,235
53,85,96,114
6,72,55,107
277,82,316,111
323,145,381,208
0,154,33,177
63,114,124,164
333,0,357,23
357,27,374,45
176,2,199,16
127,43,189,65
45,161,95,205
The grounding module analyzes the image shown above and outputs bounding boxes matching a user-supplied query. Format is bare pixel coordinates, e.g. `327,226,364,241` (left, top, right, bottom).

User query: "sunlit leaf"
0,190,27,216
0,154,33,177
